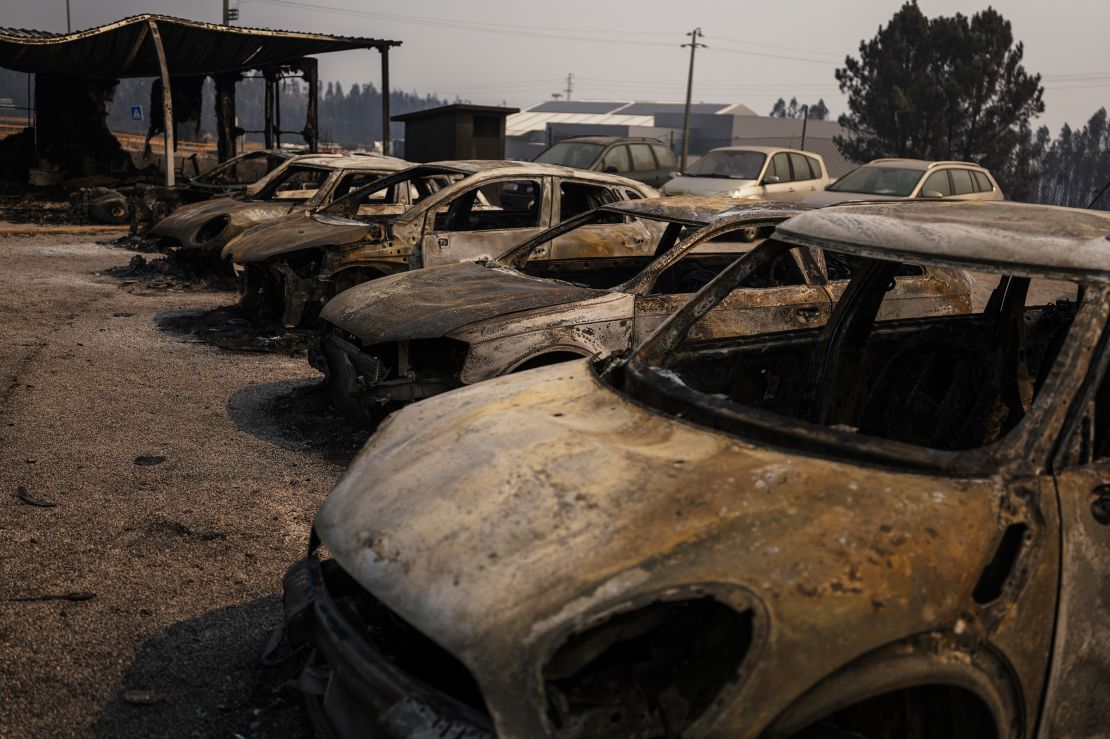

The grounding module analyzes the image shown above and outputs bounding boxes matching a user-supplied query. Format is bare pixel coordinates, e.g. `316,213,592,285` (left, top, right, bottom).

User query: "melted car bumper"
316,333,454,422
282,557,494,739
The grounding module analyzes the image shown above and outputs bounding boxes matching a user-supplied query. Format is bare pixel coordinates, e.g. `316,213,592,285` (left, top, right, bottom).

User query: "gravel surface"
0,232,362,738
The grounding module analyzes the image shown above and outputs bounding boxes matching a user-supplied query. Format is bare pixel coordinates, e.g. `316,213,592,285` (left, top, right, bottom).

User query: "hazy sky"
6,0,1108,133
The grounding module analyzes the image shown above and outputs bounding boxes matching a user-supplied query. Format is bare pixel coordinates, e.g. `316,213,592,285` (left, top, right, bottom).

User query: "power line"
241,0,848,66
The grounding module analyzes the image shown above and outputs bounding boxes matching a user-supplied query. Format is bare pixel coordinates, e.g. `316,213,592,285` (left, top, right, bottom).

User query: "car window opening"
630,245,1083,456
324,171,465,219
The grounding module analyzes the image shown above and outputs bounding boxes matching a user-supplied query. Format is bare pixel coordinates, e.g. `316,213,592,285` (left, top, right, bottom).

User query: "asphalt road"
0,233,354,738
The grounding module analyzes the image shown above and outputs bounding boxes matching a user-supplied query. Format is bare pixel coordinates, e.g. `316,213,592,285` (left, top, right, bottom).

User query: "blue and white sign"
130,105,143,121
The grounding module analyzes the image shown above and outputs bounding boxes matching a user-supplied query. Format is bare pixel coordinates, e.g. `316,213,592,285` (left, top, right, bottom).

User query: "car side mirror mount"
603,165,619,174
762,175,781,185
921,190,945,199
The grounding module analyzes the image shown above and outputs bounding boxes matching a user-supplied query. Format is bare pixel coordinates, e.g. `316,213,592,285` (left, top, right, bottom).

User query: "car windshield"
252,165,332,201
827,166,924,196
321,169,465,218
194,152,284,186
535,142,604,169
620,239,1093,469
685,150,766,179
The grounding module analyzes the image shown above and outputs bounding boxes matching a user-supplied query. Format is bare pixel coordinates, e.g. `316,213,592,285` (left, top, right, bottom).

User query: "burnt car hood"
316,361,1001,678
223,212,371,263
149,196,239,237
320,261,607,343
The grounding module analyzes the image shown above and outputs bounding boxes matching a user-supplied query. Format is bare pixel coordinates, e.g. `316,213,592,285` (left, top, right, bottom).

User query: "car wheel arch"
329,263,398,292
759,635,1023,739
504,346,595,374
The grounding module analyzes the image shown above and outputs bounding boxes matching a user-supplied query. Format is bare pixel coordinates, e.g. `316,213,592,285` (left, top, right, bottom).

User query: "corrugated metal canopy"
0,14,400,78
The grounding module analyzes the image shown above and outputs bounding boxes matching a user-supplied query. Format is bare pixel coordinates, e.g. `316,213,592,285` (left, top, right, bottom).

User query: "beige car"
662,147,831,240
803,158,1004,206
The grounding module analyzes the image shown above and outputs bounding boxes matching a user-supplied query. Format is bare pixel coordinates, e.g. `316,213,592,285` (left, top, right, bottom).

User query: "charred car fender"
759,633,1024,739
452,294,635,384
458,328,610,384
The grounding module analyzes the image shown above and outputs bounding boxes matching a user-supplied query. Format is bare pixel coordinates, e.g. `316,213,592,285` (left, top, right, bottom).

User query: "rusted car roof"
283,154,409,171
405,160,651,185
606,196,807,226
777,200,1110,282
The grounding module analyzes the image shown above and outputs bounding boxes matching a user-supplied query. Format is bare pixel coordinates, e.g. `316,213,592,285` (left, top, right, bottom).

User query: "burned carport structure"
0,14,400,186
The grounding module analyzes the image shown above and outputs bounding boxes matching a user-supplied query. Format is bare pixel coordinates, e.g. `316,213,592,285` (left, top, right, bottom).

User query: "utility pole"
564,73,574,102
800,104,809,151
680,28,705,172
223,0,238,24
65,0,71,32
223,0,229,24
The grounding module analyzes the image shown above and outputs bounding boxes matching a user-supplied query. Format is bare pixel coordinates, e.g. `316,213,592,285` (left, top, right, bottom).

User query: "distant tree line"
1025,108,1110,209
0,67,452,148
105,76,452,147
769,97,829,121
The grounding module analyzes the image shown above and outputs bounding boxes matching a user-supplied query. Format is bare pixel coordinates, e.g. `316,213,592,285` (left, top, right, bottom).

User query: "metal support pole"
148,20,175,187
679,28,705,172
380,46,390,155
301,58,319,152
800,104,809,151
274,78,282,149
263,71,275,149
215,72,239,162
66,0,71,33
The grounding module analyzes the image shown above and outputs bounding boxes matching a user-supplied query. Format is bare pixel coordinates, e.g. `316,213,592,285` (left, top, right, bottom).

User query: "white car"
661,146,831,203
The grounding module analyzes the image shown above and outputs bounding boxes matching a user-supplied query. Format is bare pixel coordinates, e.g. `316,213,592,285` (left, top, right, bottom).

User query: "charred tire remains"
542,598,753,737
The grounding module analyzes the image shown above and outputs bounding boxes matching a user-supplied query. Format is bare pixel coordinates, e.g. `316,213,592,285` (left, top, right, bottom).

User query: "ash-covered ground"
0,231,365,738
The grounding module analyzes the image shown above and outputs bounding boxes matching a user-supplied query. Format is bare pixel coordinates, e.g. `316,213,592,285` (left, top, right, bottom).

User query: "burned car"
314,196,969,423
282,200,1110,738
148,154,408,268
222,161,659,327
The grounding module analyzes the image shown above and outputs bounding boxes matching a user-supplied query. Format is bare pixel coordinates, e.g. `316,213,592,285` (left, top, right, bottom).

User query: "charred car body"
221,161,659,327
283,200,1110,738
314,196,970,423
148,154,409,269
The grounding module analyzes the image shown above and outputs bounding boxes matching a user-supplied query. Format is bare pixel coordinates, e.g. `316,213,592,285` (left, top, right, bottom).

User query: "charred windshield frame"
617,240,1110,475
321,167,466,218
252,165,331,201
497,206,803,288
